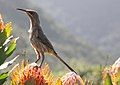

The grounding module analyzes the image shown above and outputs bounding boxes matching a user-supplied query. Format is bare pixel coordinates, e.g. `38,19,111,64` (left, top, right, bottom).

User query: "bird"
17,8,77,73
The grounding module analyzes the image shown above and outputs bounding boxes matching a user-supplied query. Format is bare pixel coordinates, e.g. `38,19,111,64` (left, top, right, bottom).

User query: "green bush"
0,14,18,84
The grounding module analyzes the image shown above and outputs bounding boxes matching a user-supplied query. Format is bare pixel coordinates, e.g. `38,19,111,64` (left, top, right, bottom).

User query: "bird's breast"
28,28,32,33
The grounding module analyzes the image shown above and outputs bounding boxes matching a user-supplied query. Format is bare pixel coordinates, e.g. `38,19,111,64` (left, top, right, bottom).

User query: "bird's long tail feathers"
54,53,77,74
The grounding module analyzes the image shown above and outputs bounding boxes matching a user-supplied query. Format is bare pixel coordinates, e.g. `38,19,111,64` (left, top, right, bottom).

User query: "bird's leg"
39,53,45,68
34,50,41,63
35,55,40,63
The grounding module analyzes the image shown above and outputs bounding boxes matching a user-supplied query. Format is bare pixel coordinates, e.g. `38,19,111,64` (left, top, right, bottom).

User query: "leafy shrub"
0,14,18,84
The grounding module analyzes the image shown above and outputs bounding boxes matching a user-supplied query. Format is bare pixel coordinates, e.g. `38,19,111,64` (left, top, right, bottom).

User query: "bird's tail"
54,52,77,74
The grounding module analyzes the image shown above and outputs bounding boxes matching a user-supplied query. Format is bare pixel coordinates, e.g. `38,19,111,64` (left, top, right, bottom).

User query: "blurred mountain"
28,0,120,59
0,0,110,65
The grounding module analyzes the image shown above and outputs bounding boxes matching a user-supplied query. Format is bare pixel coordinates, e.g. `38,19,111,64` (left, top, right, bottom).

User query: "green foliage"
5,38,18,57
0,72,8,85
103,72,112,85
0,15,18,84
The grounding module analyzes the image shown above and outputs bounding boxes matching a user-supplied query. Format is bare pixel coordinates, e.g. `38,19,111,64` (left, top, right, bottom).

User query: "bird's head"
17,8,40,25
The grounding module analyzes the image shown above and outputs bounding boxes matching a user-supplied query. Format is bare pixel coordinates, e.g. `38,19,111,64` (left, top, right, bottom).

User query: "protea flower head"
10,60,53,85
56,72,84,85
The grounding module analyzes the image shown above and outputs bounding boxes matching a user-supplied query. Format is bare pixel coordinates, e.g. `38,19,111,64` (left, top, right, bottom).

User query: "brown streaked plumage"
17,8,77,74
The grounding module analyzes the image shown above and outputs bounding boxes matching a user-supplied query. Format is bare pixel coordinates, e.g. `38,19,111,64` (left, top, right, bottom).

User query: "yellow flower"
56,72,84,85
10,60,53,85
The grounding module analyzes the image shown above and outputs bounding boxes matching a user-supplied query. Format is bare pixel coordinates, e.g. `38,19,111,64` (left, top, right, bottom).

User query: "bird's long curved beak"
17,8,32,18
17,8,27,12
17,8,38,24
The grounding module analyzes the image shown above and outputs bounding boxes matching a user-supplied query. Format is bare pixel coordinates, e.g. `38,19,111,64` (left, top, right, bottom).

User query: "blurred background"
0,0,120,83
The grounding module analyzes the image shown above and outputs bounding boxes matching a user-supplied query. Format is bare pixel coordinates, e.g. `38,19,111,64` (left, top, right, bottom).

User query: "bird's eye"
30,11,37,15
30,12,34,14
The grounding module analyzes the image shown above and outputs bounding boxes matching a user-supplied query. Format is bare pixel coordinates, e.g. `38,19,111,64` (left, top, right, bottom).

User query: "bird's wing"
35,27,55,50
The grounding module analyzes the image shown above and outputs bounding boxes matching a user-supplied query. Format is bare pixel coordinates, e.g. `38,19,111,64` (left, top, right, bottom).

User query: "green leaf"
0,55,19,70
0,73,8,79
0,31,7,46
0,72,8,85
5,37,19,57
103,73,112,85
0,46,7,65
3,36,13,46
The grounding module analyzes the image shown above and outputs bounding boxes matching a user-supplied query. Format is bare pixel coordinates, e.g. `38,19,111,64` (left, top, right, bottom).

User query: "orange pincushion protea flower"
0,14,5,31
62,72,84,85
10,60,53,85
56,72,84,85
